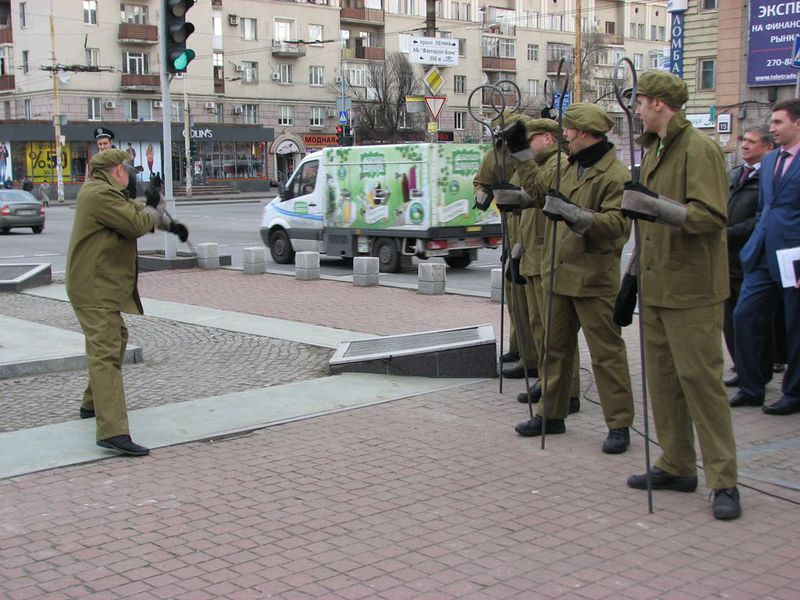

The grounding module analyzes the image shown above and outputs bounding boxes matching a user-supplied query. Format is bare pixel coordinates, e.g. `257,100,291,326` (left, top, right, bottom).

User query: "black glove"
613,273,638,327
168,220,189,243
144,186,161,209
542,189,571,222
541,106,557,120
499,120,529,154
505,257,526,284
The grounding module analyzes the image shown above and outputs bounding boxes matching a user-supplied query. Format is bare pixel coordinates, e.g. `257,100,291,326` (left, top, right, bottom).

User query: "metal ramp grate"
330,324,497,378
0,264,52,292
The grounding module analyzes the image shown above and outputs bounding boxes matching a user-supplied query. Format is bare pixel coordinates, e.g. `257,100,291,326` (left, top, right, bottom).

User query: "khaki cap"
91,149,143,174
562,103,613,134
633,70,688,108
528,118,561,135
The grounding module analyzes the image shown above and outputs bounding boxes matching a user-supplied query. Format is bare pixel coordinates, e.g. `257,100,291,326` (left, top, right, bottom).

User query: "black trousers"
724,276,776,382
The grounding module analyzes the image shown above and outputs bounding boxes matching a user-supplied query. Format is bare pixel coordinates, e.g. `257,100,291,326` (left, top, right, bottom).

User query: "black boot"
712,487,741,520
97,435,150,457
502,364,538,379
568,396,580,414
501,350,520,363
602,427,630,454
627,467,697,492
514,415,566,437
79,406,95,419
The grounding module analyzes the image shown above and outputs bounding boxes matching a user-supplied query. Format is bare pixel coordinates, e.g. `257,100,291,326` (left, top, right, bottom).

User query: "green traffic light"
171,49,196,72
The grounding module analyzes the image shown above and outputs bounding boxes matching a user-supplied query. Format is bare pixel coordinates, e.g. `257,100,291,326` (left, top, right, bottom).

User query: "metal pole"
184,86,192,198
159,1,176,259
574,0,582,103
49,8,64,204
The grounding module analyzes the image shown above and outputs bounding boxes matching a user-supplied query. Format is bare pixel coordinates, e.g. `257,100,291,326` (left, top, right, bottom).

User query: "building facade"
0,0,668,193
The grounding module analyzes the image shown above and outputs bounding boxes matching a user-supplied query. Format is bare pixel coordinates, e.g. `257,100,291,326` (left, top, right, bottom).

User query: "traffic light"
342,125,354,147
189,137,198,158
164,0,196,74
336,125,344,145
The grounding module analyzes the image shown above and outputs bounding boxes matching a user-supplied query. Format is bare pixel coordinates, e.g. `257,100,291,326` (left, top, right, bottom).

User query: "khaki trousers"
504,277,536,367
644,302,737,489
75,307,131,441
538,293,634,427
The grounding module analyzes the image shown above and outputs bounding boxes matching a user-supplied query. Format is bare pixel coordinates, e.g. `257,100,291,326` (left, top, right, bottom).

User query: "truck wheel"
372,238,401,273
444,255,472,269
269,229,295,264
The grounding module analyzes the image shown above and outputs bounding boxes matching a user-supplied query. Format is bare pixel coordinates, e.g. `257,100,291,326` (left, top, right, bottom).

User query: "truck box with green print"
260,143,501,272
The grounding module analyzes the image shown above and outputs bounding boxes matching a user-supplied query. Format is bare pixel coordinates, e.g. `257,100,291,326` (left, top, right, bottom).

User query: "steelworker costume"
66,150,157,442
637,111,737,490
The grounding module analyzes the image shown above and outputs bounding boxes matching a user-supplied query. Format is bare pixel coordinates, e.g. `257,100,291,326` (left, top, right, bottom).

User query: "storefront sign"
303,134,338,147
747,0,800,86
670,10,685,78
274,140,300,155
26,142,70,182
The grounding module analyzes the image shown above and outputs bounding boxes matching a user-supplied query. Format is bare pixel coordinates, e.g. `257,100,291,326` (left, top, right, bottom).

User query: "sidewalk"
1,268,799,599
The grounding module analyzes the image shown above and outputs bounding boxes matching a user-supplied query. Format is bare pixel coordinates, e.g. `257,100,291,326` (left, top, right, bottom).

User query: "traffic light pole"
159,4,177,260
184,86,192,198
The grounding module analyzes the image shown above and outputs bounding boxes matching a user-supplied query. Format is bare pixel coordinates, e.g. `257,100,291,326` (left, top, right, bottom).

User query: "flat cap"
527,118,561,135
91,149,143,174
562,103,613,134
633,70,688,108
94,126,115,140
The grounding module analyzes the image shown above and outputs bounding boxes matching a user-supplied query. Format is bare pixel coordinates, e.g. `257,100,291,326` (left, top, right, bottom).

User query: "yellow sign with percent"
26,142,71,182
424,67,444,95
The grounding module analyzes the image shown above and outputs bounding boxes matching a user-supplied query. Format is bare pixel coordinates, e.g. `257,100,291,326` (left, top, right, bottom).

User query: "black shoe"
97,435,150,457
729,391,764,408
762,396,800,416
568,396,580,414
773,363,786,373
79,406,95,419
517,386,541,404
501,350,520,363
602,427,630,454
723,375,739,387
627,467,698,492
502,364,538,379
514,415,566,437
712,487,741,520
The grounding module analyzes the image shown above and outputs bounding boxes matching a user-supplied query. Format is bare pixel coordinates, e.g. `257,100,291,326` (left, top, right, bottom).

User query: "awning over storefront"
0,122,275,143
274,140,300,155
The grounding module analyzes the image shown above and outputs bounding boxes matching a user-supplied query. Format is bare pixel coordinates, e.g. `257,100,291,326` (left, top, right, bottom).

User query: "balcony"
271,41,307,58
547,59,569,74
214,79,225,94
118,23,158,44
341,4,384,24
0,74,14,91
341,39,384,61
0,27,12,44
482,56,516,71
484,22,515,37
599,33,624,46
120,73,160,90
482,88,518,106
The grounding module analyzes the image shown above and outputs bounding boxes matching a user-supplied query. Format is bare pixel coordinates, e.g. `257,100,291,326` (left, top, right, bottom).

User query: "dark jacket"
726,164,761,279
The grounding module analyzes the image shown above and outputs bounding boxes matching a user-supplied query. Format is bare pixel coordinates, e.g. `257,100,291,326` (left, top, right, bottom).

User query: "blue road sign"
792,35,800,69
338,110,348,124
553,91,573,113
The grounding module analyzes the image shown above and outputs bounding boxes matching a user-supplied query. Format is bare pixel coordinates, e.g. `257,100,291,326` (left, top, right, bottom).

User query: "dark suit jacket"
740,148,800,280
727,164,761,279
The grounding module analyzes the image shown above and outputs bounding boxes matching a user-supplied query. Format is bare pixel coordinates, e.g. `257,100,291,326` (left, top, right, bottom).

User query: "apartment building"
0,0,667,192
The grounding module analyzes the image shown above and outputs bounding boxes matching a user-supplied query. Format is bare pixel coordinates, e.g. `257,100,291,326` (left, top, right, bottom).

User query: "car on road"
0,190,46,234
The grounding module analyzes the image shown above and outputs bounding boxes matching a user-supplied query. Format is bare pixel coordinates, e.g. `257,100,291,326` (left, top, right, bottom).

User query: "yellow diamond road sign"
424,67,444,95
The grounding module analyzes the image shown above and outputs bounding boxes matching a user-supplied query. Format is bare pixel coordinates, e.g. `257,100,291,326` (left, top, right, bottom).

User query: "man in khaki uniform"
621,71,740,520
474,115,539,380
508,118,581,409
513,104,634,455
66,149,171,456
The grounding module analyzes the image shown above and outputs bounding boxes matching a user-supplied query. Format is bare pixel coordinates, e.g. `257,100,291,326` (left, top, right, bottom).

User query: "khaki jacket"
637,112,729,309
66,169,156,313
474,145,531,246
540,144,631,297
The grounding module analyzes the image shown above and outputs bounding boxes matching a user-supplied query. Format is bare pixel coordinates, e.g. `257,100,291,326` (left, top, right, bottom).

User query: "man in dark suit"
724,126,774,398
732,99,800,414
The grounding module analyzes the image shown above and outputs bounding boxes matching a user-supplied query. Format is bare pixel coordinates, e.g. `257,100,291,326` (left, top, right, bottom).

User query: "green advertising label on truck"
260,143,501,272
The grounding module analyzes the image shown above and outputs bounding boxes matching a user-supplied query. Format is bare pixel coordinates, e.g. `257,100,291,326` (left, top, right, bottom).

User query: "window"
213,52,224,80
278,63,293,84
454,75,466,94
527,43,539,61
651,25,657,41
638,23,645,39
634,53,643,70
0,46,12,76
658,26,665,41
19,2,27,28
528,79,538,97
483,38,515,59
21,51,29,75
701,0,717,9
88,98,101,120
629,23,637,39
454,111,465,131
274,18,293,42
241,18,257,41
215,103,224,124
650,52,661,69
699,59,716,90
399,33,411,53
242,61,258,84
605,21,615,35
309,65,325,86
243,103,258,124
83,0,97,25
86,48,99,67
457,38,466,57
547,43,572,61
462,3,470,21
309,24,323,45
212,11,223,49
310,106,325,127
612,116,624,135
278,105,293,126
121,4,148,24
127,99,152,121
123,52,149,74
171,101,183,122
24,99,32,120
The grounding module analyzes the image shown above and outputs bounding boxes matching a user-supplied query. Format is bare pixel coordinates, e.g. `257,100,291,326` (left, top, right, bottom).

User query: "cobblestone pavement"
1,269,799,599
0,292,332,433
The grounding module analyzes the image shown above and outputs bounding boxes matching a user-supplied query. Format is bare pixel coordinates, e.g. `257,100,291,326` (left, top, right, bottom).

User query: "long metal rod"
613,56,653,514
159,2,177,259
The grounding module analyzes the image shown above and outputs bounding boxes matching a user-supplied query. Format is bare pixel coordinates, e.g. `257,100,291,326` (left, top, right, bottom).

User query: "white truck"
260,143,502,272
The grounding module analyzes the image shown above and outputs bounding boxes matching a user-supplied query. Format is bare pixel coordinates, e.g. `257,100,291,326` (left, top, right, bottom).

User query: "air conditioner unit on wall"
153,100,163,108
234,64,244,73
228,14,239,25
326,108,336,117
233,106,243,114
104,100,115,109
271,72,281,81
205,101,216,109
335,76,343,84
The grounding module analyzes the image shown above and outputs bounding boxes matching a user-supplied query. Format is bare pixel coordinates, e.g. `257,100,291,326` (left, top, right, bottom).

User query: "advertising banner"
747,0,800,86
